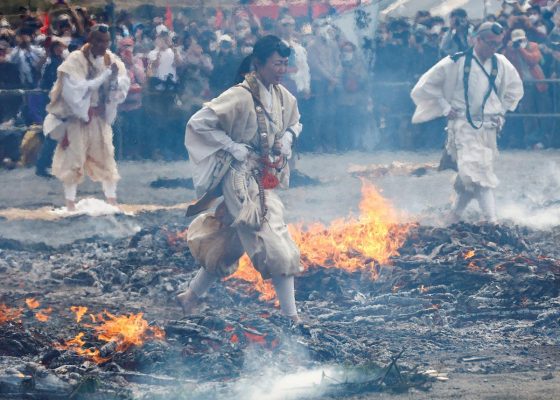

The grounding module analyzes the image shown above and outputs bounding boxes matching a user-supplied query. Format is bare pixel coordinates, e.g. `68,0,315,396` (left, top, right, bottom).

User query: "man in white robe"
44,25,130,211
411,22,524,223
177,40,303,321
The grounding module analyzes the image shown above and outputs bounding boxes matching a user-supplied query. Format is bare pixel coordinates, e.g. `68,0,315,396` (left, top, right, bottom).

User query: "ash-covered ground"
0,150,559,399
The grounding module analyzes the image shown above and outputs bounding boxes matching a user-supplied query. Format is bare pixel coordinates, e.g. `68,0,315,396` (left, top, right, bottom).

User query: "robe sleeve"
104,57,131,124
498,56,524,113
185,106,237,195
185,106,236,163
61,69,111,121
410,57,454,123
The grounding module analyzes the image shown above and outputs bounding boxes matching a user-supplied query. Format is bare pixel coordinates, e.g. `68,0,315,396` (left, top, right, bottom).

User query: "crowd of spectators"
1,0,560,174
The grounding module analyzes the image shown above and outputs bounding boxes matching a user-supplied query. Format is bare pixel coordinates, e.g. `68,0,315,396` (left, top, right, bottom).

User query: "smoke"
498,160,560,230
286,152,560,231
228,350,332,400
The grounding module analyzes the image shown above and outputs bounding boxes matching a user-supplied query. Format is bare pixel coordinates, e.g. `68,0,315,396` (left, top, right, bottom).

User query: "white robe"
411,50,523,190
184,76,303,278
186,78,302,197
46,49,130,185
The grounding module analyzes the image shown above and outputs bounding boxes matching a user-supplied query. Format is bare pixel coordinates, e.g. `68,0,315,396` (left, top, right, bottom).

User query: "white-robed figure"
411,22,523,223
177,36,303,321
43,24,130,211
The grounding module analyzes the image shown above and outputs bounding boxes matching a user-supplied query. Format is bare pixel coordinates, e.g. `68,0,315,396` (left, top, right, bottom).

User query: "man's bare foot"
177,289,200,315
66,199,76,212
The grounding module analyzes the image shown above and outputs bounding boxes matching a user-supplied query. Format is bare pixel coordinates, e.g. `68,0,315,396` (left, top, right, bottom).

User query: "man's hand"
226,142,251,162
274,133,293,158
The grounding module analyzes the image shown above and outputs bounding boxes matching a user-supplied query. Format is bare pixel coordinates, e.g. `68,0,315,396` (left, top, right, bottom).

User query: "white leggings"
451,186,497,222
63,180,117,201
189,267,298,318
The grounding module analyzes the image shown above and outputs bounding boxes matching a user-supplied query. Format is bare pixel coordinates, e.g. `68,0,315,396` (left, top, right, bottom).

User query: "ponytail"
234,54,253,85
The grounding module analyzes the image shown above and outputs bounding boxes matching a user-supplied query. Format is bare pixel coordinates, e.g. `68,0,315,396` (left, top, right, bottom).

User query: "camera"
512,40,522,49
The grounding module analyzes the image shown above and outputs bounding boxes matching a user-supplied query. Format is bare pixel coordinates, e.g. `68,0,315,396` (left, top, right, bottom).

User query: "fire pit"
0,182,558,399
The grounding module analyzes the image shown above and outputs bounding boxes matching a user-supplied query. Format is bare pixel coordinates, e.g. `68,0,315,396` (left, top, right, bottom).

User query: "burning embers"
57,310,165,363
0,299,164,364
228,182,410,300
0,304,22,324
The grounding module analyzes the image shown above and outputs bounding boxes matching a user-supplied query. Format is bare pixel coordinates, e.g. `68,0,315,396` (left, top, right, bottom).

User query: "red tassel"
261,170,279,189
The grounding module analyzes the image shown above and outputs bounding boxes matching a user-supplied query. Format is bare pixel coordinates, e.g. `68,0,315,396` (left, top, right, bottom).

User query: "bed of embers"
1,183,559,399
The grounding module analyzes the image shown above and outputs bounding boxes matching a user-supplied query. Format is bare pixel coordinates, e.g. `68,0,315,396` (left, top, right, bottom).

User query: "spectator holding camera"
9,28,45,89
440,8,472,57
504,28,548,147
147,30,179,90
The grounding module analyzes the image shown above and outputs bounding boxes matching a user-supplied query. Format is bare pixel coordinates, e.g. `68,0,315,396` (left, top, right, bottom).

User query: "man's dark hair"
450,8,467,18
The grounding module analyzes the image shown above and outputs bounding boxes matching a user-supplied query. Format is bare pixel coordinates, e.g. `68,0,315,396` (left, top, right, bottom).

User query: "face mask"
528,15,539,24
241,46,252,55
503,4,514,14
431,24,442,35
536,25,547,35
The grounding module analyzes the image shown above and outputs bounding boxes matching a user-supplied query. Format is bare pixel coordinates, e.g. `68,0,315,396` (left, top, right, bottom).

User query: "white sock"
449,189,473,222
102,180,117,199
271,275,298,318
476,187,497,222
189,268,217,298
63,183,78,202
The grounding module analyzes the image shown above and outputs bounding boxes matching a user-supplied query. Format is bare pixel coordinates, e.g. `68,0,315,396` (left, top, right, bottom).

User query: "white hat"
219,34,233,43
511,28,527,42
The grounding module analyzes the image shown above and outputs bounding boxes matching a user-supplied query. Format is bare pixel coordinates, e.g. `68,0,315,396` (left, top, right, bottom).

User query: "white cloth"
271,275,298,317
48,49,129,187
189,267,217,298
287,40,310,94
447,118,500,189
185,77,301,197
411,50,523,124
148,48,177,81
411,50,523,191
63,182,78,201
102,180,117,198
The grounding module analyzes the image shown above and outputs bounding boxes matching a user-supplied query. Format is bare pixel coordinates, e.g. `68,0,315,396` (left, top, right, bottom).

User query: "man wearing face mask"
411,22,523,223
440,8,472,57
504,28,548,147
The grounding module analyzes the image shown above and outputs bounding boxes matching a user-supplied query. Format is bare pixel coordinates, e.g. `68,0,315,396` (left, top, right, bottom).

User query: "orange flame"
56,332,109,364
57,311,165,364
467,261,480,272
226,255,276,301
464,250,476,259
0,304,23,324
94,311,165,351
70,306,88,323
35,307,52,322
25,298,40,309
227,182,410,301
